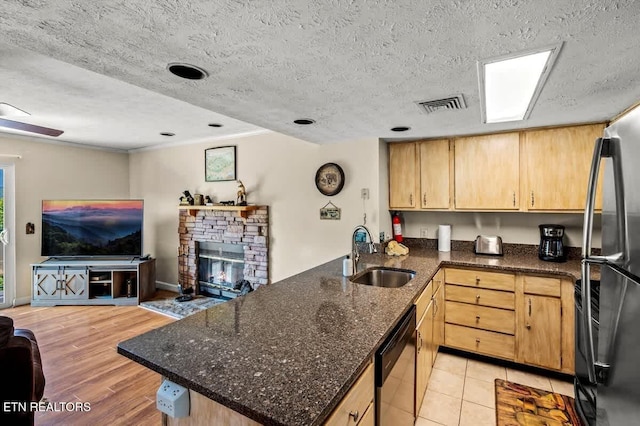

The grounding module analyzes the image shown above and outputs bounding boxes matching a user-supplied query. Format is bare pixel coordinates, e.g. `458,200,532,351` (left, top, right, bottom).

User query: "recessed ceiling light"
293,119,315,125
478,43,563,123
160,132,175,136
208,123,223,128
390,126,411,132
167,63,209,80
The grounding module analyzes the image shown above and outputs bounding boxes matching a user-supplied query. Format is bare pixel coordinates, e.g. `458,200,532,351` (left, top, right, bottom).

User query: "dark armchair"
0,316,46,425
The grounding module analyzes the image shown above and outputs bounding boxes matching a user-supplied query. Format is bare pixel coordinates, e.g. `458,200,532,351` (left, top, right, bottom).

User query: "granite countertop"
117,246,582,426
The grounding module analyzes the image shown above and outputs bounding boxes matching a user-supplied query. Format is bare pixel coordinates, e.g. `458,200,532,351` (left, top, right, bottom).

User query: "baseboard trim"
155,281,179,293
13,296,32,307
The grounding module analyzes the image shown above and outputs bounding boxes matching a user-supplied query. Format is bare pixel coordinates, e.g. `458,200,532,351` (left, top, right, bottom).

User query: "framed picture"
205,146,236,182
319,202,341,220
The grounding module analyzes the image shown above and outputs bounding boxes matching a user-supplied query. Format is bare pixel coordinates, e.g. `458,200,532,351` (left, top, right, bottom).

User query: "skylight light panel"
478,43,562,123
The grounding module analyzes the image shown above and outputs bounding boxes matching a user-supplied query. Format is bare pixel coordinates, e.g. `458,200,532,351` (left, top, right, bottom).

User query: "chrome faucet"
352,225,377,274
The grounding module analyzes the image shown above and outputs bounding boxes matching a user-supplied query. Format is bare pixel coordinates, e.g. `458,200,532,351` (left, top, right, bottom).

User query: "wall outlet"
361,188,369,199
157,379,190,418
420,227,429,238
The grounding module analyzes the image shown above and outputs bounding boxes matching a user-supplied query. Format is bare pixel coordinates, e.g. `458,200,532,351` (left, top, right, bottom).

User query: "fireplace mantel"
178,204,259,218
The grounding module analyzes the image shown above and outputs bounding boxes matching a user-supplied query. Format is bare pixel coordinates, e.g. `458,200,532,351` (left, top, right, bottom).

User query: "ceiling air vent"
416,95,466,114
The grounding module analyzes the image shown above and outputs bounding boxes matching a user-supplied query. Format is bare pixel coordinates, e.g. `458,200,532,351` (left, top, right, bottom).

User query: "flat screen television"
41,199,143,257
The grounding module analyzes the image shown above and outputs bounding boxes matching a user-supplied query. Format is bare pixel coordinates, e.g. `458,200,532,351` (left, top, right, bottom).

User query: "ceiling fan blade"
0,117,63,137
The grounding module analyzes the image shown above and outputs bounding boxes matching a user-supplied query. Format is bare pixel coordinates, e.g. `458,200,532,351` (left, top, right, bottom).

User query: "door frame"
0,163,15,309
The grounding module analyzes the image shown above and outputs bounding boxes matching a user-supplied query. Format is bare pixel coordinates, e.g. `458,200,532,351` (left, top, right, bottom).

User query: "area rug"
495,379,583,426
140,296,227,319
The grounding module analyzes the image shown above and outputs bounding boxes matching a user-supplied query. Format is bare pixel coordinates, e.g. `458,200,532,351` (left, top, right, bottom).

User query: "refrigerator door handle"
583,137,627,265
582,137,606,260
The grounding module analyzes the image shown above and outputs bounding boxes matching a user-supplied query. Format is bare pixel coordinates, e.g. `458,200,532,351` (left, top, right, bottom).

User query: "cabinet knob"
513,191,516,207
423,193,427,205
475,315,480,321
349,410,359,422
475,294,481,302
475,277,480,285
531,191,535,207
526,323,531,330
409,194,413,205
475,338,480,344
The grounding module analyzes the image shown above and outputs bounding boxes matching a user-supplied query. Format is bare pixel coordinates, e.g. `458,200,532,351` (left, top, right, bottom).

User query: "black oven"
574,279,600,426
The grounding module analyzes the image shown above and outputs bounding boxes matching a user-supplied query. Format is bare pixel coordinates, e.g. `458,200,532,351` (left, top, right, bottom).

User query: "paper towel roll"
438,225,451,252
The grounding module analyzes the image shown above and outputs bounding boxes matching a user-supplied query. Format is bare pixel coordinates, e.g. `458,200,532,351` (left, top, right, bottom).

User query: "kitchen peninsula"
117,244,582,426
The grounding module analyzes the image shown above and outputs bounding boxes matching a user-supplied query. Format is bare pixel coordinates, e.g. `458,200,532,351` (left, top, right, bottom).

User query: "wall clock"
315,162,345,196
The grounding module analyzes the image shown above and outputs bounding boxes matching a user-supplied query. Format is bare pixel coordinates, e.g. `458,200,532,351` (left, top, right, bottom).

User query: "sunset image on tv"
42,200,143,257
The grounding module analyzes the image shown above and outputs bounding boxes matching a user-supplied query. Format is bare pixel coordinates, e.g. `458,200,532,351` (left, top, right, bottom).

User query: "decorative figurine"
205,195,214,206
180,190,194,206
236,180,247,206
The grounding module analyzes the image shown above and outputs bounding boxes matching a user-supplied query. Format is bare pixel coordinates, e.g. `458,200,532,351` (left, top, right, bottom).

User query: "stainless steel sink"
350,267,416,288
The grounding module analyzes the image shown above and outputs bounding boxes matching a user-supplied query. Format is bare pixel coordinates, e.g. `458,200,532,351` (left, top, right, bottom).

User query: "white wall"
0,136,130,302
400,211,601,248
129,132,381,285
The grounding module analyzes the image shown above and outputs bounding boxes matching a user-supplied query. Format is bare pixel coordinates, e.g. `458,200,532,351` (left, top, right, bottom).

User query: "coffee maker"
538,224,566,262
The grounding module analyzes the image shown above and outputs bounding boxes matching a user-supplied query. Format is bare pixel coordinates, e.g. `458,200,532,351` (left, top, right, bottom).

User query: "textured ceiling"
1,0,639,150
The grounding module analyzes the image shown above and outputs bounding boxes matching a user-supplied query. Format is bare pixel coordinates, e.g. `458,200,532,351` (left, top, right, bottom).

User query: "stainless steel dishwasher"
375,305,416,426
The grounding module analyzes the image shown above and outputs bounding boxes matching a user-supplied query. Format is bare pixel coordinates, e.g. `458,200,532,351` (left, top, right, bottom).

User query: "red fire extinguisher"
392,212,403,243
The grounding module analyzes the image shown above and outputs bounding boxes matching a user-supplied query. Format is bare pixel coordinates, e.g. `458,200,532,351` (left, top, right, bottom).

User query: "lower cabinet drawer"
523,276,562,297
445,323,515,360
446,284,515,310
324,362,374,426
445,301,515,335
445,268,515,292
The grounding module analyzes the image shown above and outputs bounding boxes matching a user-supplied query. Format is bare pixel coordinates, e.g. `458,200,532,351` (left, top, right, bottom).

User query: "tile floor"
416,352,575,426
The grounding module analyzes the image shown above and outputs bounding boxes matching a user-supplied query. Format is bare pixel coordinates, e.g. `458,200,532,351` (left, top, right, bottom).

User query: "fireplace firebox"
198,241,251,299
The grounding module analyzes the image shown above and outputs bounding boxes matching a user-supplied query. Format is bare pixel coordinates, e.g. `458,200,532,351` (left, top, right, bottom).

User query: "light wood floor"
2,295,175,425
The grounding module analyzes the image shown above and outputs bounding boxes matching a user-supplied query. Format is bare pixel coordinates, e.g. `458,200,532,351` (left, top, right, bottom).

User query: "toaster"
474,235,503,256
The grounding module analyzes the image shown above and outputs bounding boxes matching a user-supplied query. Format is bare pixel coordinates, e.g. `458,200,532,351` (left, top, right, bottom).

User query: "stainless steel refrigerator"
578,105,640,425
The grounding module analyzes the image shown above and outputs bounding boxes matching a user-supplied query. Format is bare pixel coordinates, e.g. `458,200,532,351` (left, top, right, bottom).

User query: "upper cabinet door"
523,124,605,211
454,133,520,210
389,143,418,209
419,140,451,209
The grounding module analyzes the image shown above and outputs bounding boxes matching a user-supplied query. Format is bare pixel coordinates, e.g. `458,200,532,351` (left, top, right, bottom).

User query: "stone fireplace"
178,206,269,296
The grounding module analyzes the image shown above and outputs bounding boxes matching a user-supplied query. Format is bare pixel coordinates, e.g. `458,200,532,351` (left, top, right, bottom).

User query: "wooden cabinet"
418,140,451,209
389,143,418,209
415,298,434,415
324,361,374,426
518,294,562,370
387,124,605,213
415,279,433,321
33,266,88,300
454,132,520,210
516,275,569,372
414,268,445,413
389,140,451,211
432,271,445,351
443,268,575,374
32,259,156,306
522,124,605,211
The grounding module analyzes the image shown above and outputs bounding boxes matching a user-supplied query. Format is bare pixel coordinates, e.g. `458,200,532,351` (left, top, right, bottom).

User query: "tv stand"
31,257,156,306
